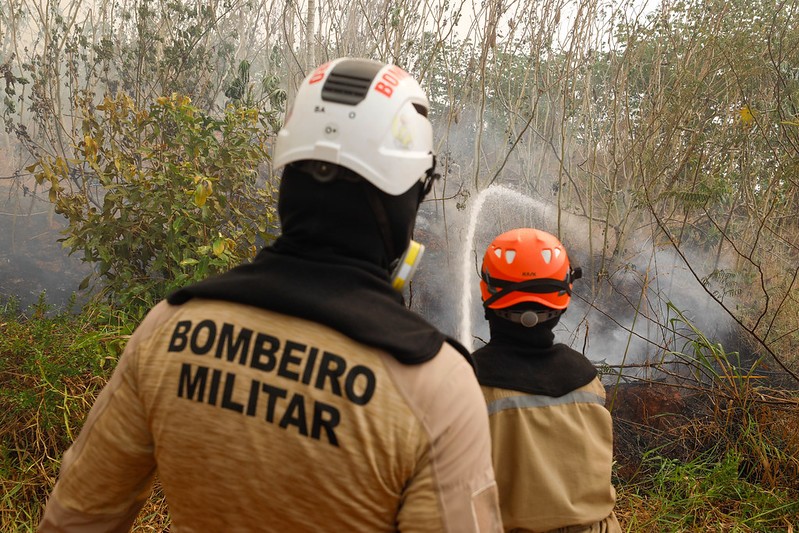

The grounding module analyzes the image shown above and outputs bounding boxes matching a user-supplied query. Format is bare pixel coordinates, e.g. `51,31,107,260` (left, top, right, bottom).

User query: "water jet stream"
457,184,553,352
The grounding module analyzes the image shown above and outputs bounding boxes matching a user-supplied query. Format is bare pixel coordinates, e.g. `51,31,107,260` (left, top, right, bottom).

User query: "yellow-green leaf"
194,183,209,207
84,134,98,162
212,238,226,256
739,106,755,127
55,157,69,176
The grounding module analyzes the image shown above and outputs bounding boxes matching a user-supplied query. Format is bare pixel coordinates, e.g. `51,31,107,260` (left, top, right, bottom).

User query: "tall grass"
613,305,799,531
0,295,168,531
666,304,799,491
616,451,799,532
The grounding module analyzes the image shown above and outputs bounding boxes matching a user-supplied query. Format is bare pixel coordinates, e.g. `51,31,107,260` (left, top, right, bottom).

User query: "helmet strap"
492,307,564,327
419,153,440,202
482,277,571,308
481,267,582,309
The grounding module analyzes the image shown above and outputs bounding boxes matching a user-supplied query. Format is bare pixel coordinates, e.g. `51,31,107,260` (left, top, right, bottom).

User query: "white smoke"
410,181,741,373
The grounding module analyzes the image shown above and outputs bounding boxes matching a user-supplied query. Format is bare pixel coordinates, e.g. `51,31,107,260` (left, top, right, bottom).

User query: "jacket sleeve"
37,304,170,532
395,347,503,533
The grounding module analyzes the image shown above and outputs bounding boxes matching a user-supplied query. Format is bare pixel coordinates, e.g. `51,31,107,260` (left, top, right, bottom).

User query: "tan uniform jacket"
39,299,502,532
481,377,618,532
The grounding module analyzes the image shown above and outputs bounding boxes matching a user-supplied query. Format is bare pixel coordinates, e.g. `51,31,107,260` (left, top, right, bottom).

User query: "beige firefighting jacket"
39,299,502,532
481,377,619,533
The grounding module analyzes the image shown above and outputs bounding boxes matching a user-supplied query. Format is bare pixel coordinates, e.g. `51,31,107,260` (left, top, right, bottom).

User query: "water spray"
457,184,554,351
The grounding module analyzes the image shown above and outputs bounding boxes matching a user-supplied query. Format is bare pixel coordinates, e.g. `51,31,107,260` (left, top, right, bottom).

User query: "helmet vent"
321,73,374,105
494,248,502,258
321,59,384,105
541,249,552,264
505,250,516,264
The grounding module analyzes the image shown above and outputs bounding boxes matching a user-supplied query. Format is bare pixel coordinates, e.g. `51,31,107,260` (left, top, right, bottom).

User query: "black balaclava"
485,304,560,350
166,159,467,365
473,303,598,396
272,163,423,273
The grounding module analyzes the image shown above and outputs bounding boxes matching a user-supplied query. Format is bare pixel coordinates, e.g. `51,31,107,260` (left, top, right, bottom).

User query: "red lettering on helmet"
308,62,331,85
375,65,408,98
388,65,410,80
374,81,393,97
383,72,398,86
374,66,412,97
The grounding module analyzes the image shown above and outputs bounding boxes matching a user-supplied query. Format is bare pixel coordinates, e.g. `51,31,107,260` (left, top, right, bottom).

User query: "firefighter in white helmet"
39,58,502,532
473,228,620,533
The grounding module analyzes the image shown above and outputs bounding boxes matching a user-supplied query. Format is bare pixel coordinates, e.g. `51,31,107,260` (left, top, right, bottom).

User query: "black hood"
485,309,561,349
274,163,422,270
167,165,470,366
473,309,597,397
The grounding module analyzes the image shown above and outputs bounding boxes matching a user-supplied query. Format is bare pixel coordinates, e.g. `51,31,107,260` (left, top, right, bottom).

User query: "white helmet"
273,57,435,196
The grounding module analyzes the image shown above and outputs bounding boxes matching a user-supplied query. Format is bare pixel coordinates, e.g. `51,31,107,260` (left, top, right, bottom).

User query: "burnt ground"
607,379,799,490
607,381,713,480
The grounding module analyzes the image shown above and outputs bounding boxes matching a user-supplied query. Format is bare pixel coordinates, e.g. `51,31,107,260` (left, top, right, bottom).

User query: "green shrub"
1,297,109,528
28,92,278,319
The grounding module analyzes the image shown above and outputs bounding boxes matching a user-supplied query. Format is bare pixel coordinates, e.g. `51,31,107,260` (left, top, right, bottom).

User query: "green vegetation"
616,452,799,531
2,296,797,531
610,307,799,531
26,92,278,319
0,296,168,531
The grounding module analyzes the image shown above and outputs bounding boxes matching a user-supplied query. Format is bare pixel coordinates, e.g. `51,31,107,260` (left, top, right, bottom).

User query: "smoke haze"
0,181,90,312
410,180,742,374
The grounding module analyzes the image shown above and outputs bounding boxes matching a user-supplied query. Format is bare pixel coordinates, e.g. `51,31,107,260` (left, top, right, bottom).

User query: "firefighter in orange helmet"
473,228,620,533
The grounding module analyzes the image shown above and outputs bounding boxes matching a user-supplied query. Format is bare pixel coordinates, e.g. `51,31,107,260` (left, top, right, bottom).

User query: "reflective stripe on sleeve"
486,390,605,415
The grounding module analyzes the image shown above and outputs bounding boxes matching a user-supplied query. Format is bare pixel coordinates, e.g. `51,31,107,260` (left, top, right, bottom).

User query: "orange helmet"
480,228,582,324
